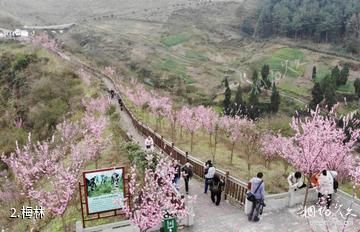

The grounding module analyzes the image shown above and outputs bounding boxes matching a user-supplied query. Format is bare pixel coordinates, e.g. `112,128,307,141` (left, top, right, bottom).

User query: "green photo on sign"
83,167,125,215
163,217,177,232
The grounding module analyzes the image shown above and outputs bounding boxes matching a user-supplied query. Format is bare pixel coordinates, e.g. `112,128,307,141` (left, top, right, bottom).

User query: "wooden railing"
110,80,248,205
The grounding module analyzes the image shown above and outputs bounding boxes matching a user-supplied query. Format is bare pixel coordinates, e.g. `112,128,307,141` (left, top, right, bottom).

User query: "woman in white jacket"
318,170,337,209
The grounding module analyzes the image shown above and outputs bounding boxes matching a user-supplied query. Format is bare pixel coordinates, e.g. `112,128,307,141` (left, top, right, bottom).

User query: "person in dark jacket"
181,162,193,194
172,160,181,190
209,174,225,206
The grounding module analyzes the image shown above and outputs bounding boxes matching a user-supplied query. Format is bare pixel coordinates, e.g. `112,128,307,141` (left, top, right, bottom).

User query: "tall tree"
261,64,271,88
270,84,280,113
310,82,323,109
332,66,341,86
223,78,232,115
339,63,350,85
321,74,337,110
312,66,317,80
233,84,244,115
354,78,360,98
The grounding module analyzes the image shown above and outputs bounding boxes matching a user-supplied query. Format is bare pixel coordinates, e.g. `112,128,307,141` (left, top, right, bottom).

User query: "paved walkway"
102,77,360,232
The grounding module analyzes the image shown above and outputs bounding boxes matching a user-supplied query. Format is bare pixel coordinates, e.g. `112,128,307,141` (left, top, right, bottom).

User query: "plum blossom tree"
262,106,360,207
220,115,254,164
260,133,279,168
178,106,201,152
125,154,189,232
148,95,172,131
1,97,110,231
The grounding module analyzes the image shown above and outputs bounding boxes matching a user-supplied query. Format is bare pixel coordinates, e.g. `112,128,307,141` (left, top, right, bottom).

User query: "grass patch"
161,34,188,47
185,50,208,62
263,48,305,78
336,80,355,93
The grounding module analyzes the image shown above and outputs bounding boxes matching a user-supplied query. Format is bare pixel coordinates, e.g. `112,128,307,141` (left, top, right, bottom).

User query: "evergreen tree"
312,66,317,80
261,64,271,88
270,84,280,113
223,78,232,115
310,82,323,109
354,78,360,98
248,89,259,107
251,70,261,94
233,84,244,115
339,63,350,85
322,75,337,110
332,66,341,86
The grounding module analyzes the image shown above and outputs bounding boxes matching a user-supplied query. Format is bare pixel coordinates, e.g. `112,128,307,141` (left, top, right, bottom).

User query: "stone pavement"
102,79,360,232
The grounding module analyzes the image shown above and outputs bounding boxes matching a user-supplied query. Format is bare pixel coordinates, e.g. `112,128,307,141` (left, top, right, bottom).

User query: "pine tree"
310,82,323,109
332,66,341,86
354,78,360,98
233,84,244,115
339,63,350,85
248,90,259,106
261,64,271,88
223,78,232,115
270,84,280,113
323,74,337,110
312,66,317,80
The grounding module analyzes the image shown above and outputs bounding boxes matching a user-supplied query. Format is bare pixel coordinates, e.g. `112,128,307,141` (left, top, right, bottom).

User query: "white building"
13,29,29,37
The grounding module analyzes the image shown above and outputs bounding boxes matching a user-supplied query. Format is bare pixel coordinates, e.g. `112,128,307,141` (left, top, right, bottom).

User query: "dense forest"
243,0,360,54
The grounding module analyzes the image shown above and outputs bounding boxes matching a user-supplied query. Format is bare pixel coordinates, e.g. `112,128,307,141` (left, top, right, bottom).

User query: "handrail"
105,76,248,205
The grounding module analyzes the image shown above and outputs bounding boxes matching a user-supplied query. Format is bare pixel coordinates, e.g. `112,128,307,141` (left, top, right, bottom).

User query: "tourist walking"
172,160,181,190
144,136,154,152
181,162,193,194
317,170,338,209
247,172,265,222
204,160,216,194
287,171,306,191
209,174,225,206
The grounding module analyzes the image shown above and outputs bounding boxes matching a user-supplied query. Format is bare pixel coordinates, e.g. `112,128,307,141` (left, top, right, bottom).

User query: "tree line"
242,0,360,54
223,64,280,119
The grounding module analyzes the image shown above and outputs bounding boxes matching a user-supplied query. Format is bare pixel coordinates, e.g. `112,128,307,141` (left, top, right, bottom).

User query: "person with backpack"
181,162,193,195
209,174,225,206
204,160,216,194
247,172,265,222
317,170,338,209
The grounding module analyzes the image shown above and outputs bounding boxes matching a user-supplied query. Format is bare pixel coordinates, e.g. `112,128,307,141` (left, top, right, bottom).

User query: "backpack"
188,167,193,179
329,171,338,192
211,181,221,193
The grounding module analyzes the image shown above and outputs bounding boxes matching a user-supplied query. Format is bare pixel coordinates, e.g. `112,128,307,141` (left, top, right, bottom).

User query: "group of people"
109,89,123,111
246,169,339,223
172,159,226,206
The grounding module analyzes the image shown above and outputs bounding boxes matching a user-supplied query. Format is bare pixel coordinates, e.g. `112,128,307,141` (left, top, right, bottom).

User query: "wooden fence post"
185,151,189,162
224,171,230,200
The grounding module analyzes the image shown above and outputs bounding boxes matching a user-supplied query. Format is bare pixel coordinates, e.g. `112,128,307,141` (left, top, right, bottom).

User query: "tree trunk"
95,158,99,169
230,142,235,164
302,175,311,209
190,133,194,152
61,214,66,232
212,130,218,164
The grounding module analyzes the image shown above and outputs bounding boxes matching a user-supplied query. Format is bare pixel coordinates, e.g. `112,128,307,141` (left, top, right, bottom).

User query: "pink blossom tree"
220,115,254,164
166,107,179,142
262,106,360,207
260,133,279,168
148,95,172,131
125,155,189,232
178,106,201,152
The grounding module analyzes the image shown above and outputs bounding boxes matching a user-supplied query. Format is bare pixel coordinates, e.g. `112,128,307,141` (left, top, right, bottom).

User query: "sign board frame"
79,166,131,228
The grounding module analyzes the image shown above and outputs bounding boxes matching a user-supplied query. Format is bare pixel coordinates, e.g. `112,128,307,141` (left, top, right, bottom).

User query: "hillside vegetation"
0,41,83,155
243,0,360,54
